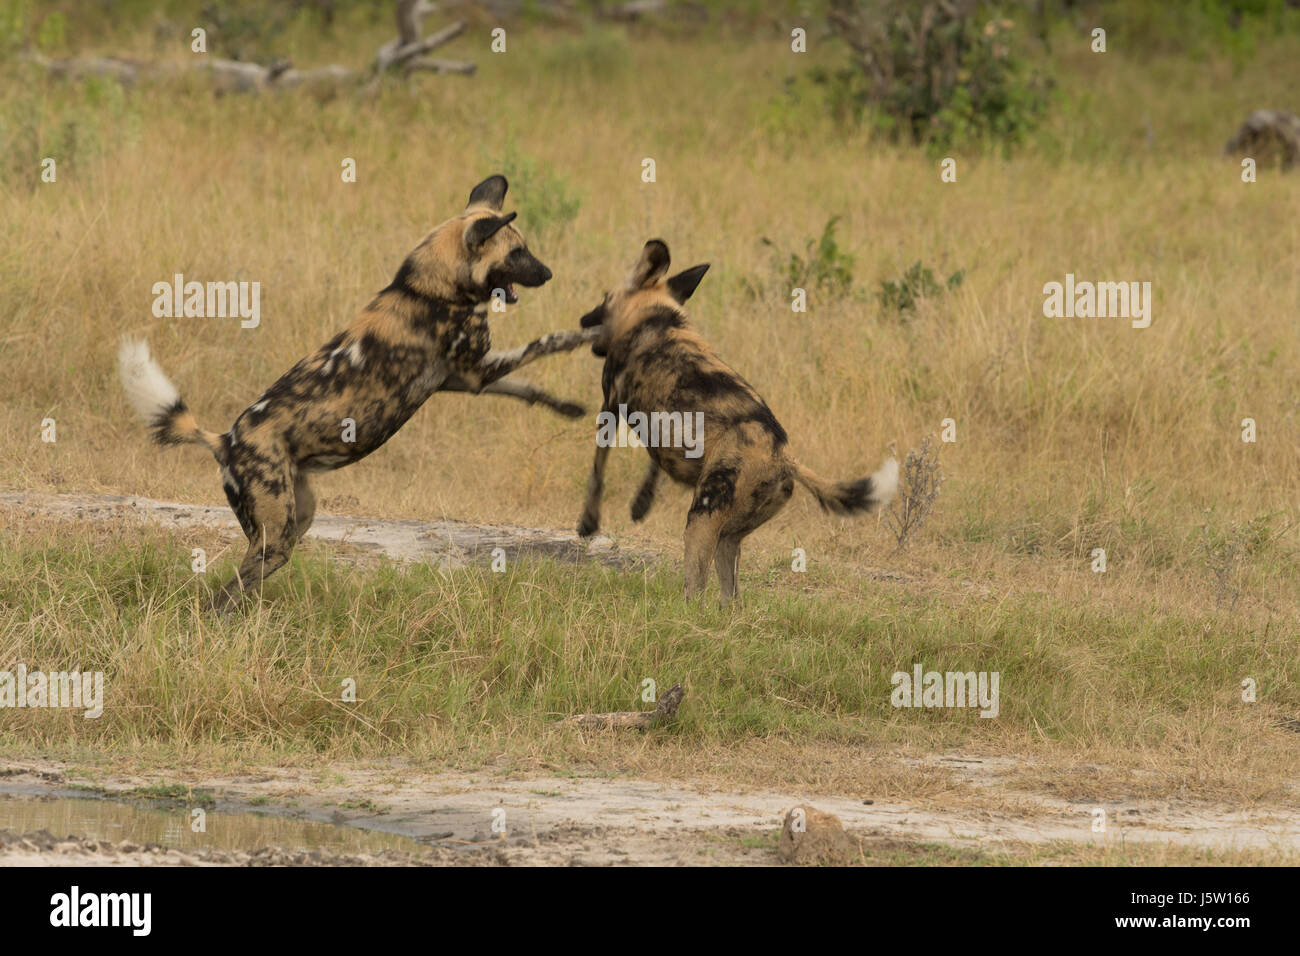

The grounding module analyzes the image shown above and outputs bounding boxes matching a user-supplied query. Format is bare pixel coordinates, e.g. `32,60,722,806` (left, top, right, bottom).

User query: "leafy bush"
1198,511,1290,609
1043,0,1300,68
488,142,582,235
760,216,856,300
877,261,964,315
533,23,631,77
34,5,63,53
197,0,345,62
822,0,1050,153
0,0,31,56
0,71,138,188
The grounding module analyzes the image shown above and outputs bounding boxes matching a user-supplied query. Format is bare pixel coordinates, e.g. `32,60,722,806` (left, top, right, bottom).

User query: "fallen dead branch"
561,684,685,731
374,6,472,74
25,52,374,94
26,0,474,94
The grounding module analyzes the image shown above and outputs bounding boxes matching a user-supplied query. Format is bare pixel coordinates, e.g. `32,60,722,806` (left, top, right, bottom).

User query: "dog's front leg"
441,373,586,418
577,440,611,538
476,327,600,386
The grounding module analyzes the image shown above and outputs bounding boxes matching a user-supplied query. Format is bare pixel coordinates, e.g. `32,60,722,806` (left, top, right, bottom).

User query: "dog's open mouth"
502,283,519,305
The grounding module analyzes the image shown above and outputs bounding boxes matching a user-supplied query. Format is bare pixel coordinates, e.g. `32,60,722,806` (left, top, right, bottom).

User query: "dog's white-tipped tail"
789,453,899,516
118,338,223,455
118,338,180,424
870,455,900,509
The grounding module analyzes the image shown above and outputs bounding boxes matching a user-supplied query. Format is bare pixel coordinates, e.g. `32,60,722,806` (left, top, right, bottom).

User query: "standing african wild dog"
575,239,898,605
120,174,597,613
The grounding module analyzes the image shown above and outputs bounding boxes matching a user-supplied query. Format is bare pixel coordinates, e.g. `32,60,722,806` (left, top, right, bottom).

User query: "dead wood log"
603,0,667,21
27,52,356,94
202,57,293,93
27,1,473,94
24,52,147,85
405,56,477,75
561,683,685,731
1225,109,1300,171
274,64,359,89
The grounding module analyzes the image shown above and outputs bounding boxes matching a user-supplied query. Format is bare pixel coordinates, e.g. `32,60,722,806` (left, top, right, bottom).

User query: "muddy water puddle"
0,789,424,855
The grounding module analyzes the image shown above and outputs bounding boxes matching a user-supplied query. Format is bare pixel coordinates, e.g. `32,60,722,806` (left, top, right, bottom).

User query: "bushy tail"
118,339,224,459
789,454,898,516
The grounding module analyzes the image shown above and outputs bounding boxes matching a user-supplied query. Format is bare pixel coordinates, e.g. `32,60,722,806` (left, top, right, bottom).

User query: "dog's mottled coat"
120,175,595,612
576,239,898,604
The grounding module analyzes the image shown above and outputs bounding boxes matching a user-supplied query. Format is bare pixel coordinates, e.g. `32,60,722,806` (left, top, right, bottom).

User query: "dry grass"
2,17,1296,610
2,512,1298,809
2,8,1299,821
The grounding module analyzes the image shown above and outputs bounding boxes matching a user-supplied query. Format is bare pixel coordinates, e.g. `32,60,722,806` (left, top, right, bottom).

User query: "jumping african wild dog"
120,174,596,613
575,239,898,605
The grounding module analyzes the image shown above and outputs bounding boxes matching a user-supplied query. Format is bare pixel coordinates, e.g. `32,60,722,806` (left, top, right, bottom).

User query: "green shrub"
822,0,1050,153
877,261,964,315
0,0,31,56
760,215,856,301
0,71,138,188
486,141,582,235
1043,0,1300,68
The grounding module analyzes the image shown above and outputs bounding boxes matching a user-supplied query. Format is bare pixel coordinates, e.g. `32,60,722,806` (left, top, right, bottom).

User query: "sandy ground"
0,828,439,867
0,490,648,569
2,758,1298,866
0,490,927,589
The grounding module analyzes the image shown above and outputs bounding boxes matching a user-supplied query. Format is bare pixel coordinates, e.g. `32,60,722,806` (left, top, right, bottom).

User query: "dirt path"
0,489,930,591
1,760,1296,866
0,491,647,569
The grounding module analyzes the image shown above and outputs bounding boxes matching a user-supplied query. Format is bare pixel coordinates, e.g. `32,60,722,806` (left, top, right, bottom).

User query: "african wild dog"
120,174,596,613
575,239,898,605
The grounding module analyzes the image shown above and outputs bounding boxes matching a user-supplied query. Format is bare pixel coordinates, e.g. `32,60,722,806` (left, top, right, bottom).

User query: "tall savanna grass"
1,4,1297,616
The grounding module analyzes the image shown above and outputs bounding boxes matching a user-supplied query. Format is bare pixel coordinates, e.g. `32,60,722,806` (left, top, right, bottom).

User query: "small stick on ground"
562,684,684,731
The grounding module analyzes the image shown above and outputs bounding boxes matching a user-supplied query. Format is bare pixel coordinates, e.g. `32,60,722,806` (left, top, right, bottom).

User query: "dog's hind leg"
210,465,297,615
683,462,741,600
630,459,660,522
576,442,610,538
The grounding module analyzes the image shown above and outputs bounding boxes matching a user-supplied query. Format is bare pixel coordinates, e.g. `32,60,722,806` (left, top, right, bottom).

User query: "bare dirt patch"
0,490,979,598
1,759,1295,866
0,491,648,570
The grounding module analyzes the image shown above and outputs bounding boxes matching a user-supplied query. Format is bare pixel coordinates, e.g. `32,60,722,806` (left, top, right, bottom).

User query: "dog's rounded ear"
625,239,671,290
464,211,517,249
666,264,709,304
466,174,508,212
579,300,607,328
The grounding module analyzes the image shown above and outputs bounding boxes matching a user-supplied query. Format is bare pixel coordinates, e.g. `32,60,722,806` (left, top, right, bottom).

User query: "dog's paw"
577,514,600,538
554,400,586,419
630,499,653,522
